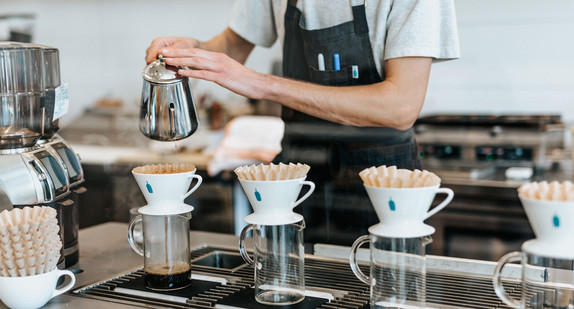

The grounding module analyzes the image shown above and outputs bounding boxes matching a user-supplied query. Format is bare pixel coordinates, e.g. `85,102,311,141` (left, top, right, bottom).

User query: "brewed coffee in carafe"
128,163,202,290
129,212,192,290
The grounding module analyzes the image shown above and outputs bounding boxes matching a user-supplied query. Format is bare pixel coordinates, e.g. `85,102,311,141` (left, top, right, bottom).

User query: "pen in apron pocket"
318,53,325,71
333,53,340,71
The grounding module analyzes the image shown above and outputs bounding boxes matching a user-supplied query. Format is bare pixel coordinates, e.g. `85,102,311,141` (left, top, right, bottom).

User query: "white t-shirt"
229,0,460,75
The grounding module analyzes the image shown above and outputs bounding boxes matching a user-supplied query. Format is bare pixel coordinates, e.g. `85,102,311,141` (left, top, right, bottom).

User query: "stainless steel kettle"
139,55,199,141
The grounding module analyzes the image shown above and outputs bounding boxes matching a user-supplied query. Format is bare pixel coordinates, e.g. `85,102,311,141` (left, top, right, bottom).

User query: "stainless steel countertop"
0,222,241,309
0,222,527,309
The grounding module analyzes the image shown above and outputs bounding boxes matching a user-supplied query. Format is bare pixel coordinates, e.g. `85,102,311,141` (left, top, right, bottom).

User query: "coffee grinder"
0,42,85,268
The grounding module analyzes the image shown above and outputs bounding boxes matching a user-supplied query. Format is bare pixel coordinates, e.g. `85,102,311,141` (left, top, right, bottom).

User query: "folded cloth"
207,116,285,176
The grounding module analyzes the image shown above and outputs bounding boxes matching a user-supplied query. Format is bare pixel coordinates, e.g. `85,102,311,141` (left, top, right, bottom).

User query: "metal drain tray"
72,246,520,309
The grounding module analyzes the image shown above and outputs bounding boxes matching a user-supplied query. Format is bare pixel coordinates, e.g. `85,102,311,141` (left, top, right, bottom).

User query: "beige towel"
208,116,284,176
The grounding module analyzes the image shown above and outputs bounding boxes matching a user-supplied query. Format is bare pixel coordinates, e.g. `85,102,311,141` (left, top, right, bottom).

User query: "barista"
146,0,460,244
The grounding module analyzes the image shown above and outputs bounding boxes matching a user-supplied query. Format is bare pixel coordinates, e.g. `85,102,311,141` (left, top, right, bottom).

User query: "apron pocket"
309,66,359,86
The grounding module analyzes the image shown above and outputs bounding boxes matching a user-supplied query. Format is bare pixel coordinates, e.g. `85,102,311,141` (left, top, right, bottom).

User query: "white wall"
3,0,574,125
2,0,281,126
424,0,574,121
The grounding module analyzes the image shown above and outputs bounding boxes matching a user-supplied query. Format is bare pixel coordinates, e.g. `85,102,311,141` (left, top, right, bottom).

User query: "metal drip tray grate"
72,246,521,308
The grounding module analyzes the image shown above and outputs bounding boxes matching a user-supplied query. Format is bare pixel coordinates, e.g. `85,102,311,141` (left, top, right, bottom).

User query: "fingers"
144,37,198,64
162,48,225,72
145,38,171,64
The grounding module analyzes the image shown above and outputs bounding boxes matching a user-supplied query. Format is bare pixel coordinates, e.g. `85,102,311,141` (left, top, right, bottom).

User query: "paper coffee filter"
518,181,574,201
359,165,441,188
0,206,62,277
133,162,196,174
23,232,32,242
234,162,311,181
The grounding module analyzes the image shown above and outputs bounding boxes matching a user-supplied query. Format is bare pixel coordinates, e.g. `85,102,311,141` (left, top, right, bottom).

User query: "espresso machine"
0,41,85,268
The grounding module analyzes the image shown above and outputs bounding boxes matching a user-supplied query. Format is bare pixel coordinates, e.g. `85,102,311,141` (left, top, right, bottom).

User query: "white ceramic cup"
238,177,315,225
365,184,453,225
0,269,76,309
519,195,574,244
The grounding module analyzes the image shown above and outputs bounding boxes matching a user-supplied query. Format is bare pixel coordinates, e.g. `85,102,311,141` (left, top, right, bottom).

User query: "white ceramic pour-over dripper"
238,177,315,225
364,184,454,238
519,196,574,258
132,169,202,215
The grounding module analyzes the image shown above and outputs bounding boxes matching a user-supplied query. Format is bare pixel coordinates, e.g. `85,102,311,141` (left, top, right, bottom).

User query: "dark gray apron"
277,0,421,245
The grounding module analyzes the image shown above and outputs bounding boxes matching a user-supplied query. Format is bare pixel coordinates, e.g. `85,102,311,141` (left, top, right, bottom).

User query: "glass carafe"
350,235,432,308
128,211,192,290
239,220,306,305
494,247,574,309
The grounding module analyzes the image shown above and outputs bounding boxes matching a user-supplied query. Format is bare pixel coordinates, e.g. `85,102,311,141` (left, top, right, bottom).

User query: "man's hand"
161,48,266,100
145,37,199,64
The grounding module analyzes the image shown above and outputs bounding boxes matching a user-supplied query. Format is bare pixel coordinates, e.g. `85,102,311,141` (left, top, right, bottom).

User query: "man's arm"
199,27,255,65
261,57,432,129
162,29,431,130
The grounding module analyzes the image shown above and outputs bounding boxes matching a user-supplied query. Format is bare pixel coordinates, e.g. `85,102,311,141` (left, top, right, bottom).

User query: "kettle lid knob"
142,55,184,84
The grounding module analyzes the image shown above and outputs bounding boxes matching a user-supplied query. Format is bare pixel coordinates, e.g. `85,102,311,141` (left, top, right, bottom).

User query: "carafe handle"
127,215,144,256
493,251,523,309
238,224,254,267
349,235,371,285
182,174,203,200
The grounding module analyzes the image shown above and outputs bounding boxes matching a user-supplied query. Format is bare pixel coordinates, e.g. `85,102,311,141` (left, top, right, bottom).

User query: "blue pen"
333,53,340,71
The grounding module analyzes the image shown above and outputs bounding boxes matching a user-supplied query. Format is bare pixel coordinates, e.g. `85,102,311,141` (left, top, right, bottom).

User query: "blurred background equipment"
0,14,35,43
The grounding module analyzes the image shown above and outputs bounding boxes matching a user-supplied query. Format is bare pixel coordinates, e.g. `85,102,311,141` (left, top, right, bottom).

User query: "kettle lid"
142,55,184,84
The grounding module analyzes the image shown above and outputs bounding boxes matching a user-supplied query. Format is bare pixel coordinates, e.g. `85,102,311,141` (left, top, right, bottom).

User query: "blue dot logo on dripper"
146,181,153,194
388,198,396,211
254,189,262,202
553,214,560,228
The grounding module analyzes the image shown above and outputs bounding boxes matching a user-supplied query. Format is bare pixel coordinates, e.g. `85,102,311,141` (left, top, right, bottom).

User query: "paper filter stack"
0,206,62,277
